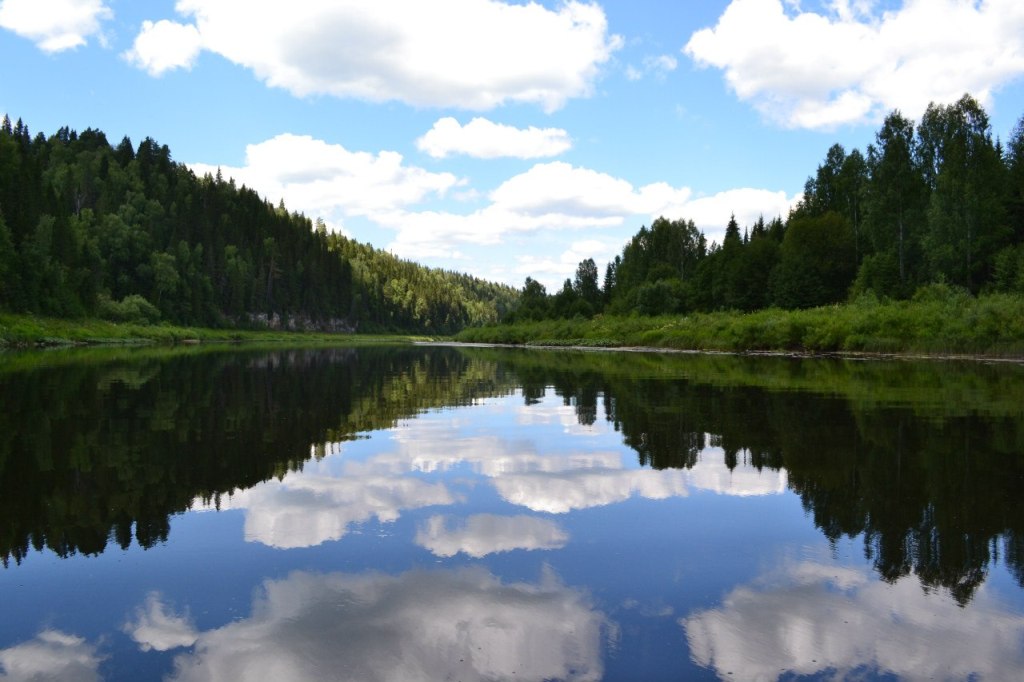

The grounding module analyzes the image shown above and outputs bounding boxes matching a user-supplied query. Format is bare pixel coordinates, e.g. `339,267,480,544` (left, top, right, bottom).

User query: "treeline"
508,94,1024,321
0,117,514,333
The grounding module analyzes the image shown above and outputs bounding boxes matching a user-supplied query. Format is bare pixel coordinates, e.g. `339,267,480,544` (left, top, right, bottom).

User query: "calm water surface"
1,344,1023,681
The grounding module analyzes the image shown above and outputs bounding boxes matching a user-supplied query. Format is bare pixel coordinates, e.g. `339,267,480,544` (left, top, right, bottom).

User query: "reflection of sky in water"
201,392,788,548
127,568,606,682
684,561,1024,681
6,381,1023,681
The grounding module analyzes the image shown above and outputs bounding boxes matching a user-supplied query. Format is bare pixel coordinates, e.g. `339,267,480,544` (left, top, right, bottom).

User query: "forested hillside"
329,234,518,333
507,95,1024,321
0,117,514,333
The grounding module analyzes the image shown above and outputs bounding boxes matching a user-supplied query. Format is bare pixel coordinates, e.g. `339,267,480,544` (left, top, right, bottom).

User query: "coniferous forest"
0,117,515,334
506,95,1024,322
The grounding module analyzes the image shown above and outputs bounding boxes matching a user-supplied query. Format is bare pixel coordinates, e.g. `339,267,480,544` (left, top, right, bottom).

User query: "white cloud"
514,239,624,291
134,0,621,112
416,117,572,160
189,136,795,283
0,0,111,52
0,630,103,682
489,162,689,217
680,188,797,244
382,166,797,263
416,514,569,557
684,560,1024,681
685,0,1024,129
375,162,694,259
125,592,199,652
162,568,606,682
122,20,202,76
190,133,460,232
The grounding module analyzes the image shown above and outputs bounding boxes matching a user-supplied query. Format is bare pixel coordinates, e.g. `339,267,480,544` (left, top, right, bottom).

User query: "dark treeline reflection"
4,346,1024,606
484,348,1024,605
0,346,516,566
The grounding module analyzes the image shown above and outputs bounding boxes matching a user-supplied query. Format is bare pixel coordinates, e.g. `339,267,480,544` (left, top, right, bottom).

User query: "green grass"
456,292,1024,359
0,313,432,348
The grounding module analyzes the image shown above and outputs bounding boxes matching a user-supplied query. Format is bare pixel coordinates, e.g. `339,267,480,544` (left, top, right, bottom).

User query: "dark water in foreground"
1,344,1023,681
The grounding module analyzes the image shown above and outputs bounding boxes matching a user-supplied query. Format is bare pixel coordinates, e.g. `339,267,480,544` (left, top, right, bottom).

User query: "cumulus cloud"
190,133,460,232
188,133,796,271
684,560,1024,680
132,0,620,111
0,630,103,682
685,0,1024,129
125,592,199,652
122,19,202,76
513,239,624,290
416,514,569,557
0,0,111,52
381,165,797,261
680,188,796,244
162,568,606,682
416,117,572,160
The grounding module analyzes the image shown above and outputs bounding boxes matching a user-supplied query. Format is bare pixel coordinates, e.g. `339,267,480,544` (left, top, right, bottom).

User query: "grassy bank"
0,313,428,348
456,290,1024,358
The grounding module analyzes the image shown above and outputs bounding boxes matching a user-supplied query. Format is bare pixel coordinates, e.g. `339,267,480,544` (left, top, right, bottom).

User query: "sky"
2,0,1024,291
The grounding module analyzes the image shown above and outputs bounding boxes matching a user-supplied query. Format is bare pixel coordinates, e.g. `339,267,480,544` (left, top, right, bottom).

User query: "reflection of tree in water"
489,349,1024,605
5,345,1024,605
0,347,514,566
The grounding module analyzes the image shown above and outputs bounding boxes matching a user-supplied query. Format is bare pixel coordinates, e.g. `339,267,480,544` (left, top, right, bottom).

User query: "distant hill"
0,117,517,334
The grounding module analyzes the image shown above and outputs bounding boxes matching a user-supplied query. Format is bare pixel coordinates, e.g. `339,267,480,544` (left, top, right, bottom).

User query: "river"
1,344,1022,680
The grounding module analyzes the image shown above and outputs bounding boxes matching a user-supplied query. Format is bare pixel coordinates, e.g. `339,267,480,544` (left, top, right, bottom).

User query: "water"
1,344,1022,681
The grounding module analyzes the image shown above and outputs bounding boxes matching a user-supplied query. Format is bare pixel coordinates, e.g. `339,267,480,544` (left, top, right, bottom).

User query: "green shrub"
97,294,162,325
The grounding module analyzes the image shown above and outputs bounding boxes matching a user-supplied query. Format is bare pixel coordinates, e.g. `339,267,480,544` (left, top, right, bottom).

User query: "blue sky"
3,0,1024,290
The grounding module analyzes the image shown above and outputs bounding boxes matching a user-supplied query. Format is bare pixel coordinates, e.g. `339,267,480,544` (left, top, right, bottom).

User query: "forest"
0,117,515,334
3,93,1023,338
506,95,1024,322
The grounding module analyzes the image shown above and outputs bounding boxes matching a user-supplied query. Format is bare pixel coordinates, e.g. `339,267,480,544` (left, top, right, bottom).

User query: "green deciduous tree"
919,95,1009,291
862,111,928,297
771,212,856,309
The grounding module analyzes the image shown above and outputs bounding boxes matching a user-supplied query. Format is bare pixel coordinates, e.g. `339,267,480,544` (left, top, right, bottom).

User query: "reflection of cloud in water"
201,409,787,548
686,448,788,497
125,592,199,652
486,448,785,514
214,473,453,549
495,469,691,513
683,561,1024,681
161,568,606,682
515,401,611,436
0,630,103,682
416,514,568,557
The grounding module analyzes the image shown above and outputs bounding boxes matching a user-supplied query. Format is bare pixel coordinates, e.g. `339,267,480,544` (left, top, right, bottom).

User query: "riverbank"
455,291,1024,359
0,313,428,348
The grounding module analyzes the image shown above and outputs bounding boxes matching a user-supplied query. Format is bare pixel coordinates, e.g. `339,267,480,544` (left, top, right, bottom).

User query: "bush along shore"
0,313,429,349
455,287,1024,359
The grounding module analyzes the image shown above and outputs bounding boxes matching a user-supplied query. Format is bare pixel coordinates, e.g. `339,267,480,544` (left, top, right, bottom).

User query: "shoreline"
422,340,1024,365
